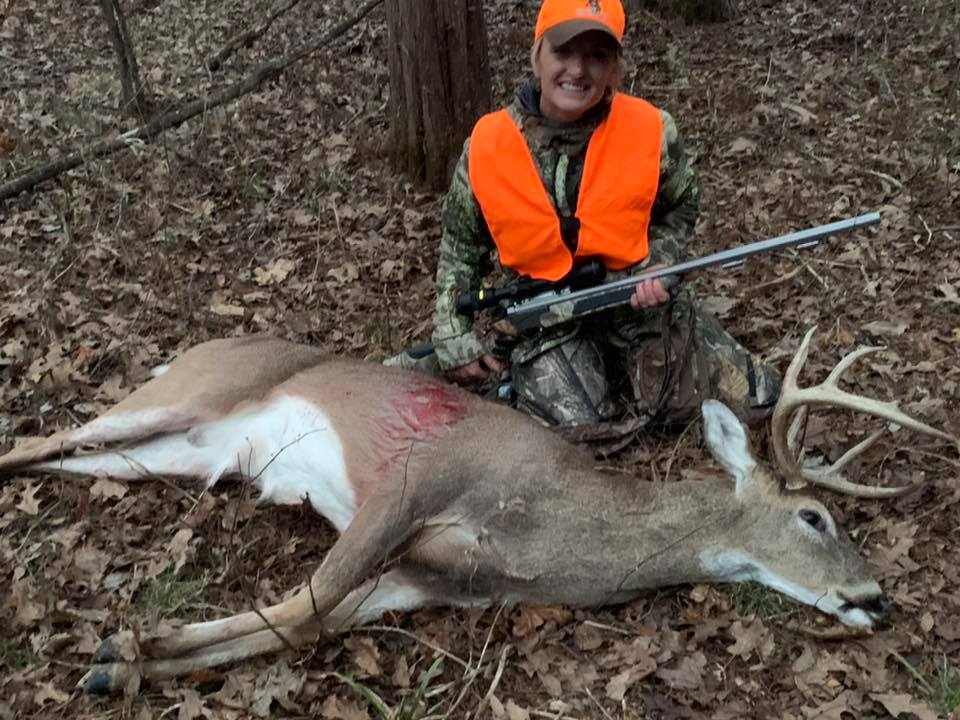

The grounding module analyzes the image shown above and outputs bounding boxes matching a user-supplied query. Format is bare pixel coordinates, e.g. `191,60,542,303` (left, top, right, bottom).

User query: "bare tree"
97,0,152,118
385,0,491,191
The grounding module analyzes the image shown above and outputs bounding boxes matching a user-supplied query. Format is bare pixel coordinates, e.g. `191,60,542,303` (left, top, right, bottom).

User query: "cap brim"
543,19,620,48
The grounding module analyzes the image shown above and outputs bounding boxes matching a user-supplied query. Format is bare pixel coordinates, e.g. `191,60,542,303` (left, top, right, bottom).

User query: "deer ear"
702,400,757,494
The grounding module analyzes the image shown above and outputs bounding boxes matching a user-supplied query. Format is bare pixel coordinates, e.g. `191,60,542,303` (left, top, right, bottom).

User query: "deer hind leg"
0,405,209,477
82,567,491,692
82,487,433,692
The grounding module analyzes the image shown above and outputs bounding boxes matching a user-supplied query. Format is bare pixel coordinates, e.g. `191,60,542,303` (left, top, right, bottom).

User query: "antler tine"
798,429,905,498
786,405,808,460
771,326,960,497
771,326,818,479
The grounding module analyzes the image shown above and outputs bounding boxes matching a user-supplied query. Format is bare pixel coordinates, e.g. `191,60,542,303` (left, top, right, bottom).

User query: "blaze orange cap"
535,0,626,47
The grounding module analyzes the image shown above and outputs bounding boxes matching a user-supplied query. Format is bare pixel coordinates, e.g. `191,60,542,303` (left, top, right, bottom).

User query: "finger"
652,280,669,304
482,354,506,373
639,281,656,307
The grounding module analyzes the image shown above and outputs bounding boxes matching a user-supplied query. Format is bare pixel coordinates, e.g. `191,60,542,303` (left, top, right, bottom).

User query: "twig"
662,417,694,483
206,0,303,71
916,214,933,249
864,168,903,190
584,688,615,720
581,619,631,636
0,0,384,201
747,265,802,293
442,603,508,718
356,625,470,671
473,642,511,718
803,262,828,289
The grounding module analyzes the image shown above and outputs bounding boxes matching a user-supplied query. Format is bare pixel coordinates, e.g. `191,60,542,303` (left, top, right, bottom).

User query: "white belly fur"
193,395,356,530
40,396,357,531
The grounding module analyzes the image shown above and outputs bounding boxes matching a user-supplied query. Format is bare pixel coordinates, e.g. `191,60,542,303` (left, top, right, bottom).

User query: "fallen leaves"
0,0,958,719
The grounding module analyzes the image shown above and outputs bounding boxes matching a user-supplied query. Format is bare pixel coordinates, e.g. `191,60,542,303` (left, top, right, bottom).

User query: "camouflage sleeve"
647,109,700,266
430,138,492,370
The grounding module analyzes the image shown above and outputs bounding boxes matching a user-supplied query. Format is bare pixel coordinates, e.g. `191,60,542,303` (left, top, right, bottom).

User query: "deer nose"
856,593,893,622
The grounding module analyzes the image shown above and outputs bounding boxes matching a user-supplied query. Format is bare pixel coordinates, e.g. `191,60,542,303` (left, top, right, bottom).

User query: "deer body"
0,335,915,692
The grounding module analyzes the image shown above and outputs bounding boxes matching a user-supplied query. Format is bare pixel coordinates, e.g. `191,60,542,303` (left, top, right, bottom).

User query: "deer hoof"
92,637,120,664
92,630,136,663
79,664,123,694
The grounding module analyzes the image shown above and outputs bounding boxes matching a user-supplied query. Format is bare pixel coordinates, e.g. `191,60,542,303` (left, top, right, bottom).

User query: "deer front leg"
82,566,490,692
83,489,430,692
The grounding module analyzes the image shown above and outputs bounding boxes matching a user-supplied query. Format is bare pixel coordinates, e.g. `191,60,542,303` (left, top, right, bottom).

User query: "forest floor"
1,0,959,718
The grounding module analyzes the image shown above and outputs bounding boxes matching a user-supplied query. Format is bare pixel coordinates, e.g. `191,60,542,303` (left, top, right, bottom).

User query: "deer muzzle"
839,590,893,627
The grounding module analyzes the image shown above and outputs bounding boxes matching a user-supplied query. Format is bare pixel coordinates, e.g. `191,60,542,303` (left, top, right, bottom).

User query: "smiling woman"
418,0,783,430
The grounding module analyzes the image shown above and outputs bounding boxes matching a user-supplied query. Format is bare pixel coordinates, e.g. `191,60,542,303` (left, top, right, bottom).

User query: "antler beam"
771,327,959,497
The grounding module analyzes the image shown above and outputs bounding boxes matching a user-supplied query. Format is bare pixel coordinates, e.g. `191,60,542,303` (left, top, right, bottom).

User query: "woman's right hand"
445,353,506,384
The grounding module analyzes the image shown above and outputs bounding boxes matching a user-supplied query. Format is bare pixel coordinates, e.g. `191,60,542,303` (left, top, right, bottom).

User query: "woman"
431,0,779,427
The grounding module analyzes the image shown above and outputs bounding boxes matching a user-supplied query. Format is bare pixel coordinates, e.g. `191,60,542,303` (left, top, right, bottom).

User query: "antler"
771,326,959,497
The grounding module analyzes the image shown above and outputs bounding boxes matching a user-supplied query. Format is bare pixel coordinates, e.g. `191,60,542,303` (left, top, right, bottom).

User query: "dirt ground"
1,0,959,718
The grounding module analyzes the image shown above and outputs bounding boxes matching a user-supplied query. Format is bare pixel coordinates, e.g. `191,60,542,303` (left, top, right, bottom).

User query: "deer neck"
598,475,750,595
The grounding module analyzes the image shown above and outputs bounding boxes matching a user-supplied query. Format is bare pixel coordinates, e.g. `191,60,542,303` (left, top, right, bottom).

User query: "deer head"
697,399,889,628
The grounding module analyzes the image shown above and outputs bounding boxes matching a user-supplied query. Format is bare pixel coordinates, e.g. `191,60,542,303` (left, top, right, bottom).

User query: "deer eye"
799,509,827,532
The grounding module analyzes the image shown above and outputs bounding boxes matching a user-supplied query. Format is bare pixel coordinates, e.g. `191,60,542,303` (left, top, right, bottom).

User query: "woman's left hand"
629,264,670,310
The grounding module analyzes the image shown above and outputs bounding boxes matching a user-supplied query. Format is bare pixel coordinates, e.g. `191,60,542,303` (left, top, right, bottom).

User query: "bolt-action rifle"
401,212,880,362
466,212,881,334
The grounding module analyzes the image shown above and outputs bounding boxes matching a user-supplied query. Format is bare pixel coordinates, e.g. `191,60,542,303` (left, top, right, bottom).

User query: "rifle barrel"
507,212,881,332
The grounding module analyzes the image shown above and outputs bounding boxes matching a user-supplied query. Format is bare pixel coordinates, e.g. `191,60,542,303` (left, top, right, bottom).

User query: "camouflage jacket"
431,82,700,370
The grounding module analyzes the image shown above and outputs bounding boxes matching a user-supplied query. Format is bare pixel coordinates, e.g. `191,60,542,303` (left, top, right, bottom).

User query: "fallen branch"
206,0,303,72
0,0,383,202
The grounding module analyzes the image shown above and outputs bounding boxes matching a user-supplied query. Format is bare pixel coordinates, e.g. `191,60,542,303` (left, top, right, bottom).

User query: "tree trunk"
626,0,739,23
97,0,152,118
385,0,491,191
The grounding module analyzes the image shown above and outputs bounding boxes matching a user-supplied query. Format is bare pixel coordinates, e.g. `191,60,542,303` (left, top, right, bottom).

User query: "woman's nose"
565,54,585,75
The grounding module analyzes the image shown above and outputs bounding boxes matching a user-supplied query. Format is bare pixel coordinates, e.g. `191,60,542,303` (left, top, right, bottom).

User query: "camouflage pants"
509,291,781,428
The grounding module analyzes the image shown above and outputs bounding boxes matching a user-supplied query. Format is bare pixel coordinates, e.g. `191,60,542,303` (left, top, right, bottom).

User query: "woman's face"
535,31,620,123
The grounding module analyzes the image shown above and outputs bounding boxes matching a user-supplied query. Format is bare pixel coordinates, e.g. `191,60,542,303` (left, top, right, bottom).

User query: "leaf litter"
1,0,959,718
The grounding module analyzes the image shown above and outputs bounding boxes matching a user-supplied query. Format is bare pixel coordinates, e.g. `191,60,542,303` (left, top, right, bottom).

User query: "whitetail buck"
0,328,955,694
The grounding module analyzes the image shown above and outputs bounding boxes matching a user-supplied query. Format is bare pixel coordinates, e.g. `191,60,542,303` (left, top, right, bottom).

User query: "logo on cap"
577,0,607,20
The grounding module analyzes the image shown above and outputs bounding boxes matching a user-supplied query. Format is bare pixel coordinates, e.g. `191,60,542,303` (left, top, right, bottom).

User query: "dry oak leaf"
254,258,296,286
655,652,706,690
15,481,40,515
728,137,758,155
802,689,865,720
210,302,245,317
251,662,304,717
319,694,371,720
32,682,72,706
511,605,573,637
344,635,382,677
605,658,658,701
727,618,774,659
326,262,360,285
89,478,128,501
167,528,194,573
870,692,939,720
862,320,909,337
505,699,531,720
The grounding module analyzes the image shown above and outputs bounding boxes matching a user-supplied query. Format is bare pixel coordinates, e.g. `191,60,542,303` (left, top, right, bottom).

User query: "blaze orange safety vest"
468,93,663,281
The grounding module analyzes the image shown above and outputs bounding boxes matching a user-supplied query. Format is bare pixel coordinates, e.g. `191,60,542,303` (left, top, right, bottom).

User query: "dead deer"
0,328,954,694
